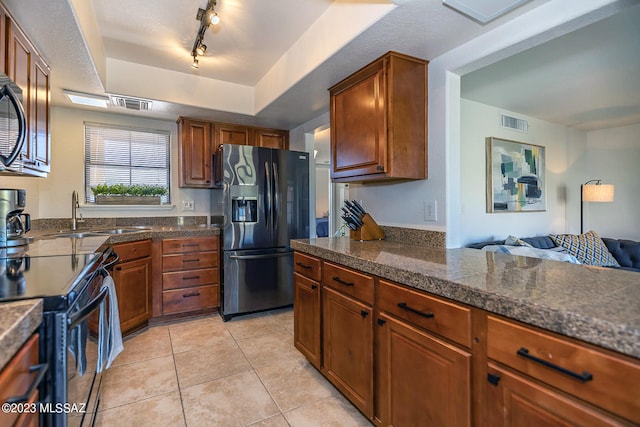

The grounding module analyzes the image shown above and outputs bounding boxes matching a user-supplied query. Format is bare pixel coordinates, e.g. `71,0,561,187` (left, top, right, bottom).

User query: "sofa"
469,235,640,273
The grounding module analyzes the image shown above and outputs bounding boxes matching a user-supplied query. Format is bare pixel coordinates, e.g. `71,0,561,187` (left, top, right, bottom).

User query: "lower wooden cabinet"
322,286,374,418
293,272,321,369
112,240,152,335
0,334,40,427
375,312,471,427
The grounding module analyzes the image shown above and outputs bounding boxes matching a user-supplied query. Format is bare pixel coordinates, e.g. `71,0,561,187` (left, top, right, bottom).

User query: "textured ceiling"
5,0,635,132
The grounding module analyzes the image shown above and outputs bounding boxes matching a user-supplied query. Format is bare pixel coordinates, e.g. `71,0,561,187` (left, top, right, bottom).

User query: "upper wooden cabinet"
178,118,289,188
329,51,427,182
178,117,213,188
5,7,51,176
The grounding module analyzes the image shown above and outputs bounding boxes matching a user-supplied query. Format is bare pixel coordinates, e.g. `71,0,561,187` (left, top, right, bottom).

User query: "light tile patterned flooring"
94,308,372,427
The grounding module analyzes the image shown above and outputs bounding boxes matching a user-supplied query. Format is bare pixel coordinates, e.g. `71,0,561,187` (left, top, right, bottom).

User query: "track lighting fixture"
191,0,220,66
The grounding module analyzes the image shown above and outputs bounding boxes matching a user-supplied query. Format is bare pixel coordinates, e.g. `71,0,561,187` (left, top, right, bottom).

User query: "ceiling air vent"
501,113,528,133
110,95,153,111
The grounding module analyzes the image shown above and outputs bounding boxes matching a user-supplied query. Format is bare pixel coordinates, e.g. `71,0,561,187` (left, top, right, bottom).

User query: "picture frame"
486,137,546,213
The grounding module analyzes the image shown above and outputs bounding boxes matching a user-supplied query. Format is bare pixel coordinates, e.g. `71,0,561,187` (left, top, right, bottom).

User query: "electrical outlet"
182,200,195,211
423,200,437,222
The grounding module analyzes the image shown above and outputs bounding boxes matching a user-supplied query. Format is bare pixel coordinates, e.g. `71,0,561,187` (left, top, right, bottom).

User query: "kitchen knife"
351,200,367,216
341,215,358,230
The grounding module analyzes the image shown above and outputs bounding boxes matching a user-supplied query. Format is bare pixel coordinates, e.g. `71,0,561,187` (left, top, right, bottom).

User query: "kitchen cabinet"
0,333,41,427
329,51,427,182
253,127,288,149
486,315,640,426
177,117,213,188
375,280,472,427
213,122,250,152
6,11,51,176
321,262,374,418
293,252,322,369
112,240,152,335
161,236,220,315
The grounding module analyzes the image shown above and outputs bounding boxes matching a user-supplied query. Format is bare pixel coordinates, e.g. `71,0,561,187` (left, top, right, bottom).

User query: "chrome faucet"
71,191,80,230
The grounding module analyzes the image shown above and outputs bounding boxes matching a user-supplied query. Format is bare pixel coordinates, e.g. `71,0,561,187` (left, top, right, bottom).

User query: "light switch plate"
182,200,195,211
424,200,437,222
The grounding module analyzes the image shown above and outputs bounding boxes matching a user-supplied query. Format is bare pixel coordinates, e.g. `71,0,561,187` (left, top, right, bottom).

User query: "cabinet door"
322,286,373,418
487,364,630,427
254,128,289,149
113,257,152,334
7,20,32,164
0,6,6,73
213,122,250,151
376,312,471,427
178,118,212,188
330,59,387,180
294,273,321,369
31,55,50,173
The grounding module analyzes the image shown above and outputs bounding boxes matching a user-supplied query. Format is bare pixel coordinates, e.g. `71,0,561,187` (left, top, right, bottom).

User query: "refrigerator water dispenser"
232,198,257,222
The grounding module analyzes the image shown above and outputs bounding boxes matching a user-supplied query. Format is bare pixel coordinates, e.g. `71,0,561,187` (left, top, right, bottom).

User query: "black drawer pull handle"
397,302,434,319
183,259,200,263
332,276,354,287
361,310,369,318
182,244,199,247
311,284,318,290
296,262,312,269
516,348,593,382
183,275,200,280
6,363,48,404
183,292,201,298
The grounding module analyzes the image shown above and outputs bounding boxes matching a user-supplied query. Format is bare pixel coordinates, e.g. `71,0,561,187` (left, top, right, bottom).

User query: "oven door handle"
101,248,120,272
68,286,109,329
6,363,48,404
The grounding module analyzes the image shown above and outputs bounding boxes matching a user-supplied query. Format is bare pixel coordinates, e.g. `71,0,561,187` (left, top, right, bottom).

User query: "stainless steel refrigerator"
214,144,310,320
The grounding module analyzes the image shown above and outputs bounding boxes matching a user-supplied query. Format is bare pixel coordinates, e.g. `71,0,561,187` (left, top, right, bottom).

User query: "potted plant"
91,184,168,205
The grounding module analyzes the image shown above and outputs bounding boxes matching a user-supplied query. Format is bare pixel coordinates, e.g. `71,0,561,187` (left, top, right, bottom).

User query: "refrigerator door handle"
229,252,291,260
272,161,280,228
265,161,272,228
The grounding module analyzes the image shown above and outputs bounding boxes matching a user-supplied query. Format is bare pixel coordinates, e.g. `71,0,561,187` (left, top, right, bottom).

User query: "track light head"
196,43,207,56
208,11,220,25
191,57,199,69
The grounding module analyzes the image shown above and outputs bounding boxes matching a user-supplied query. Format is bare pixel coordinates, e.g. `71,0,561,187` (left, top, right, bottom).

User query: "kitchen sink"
46,231,108,239
93,227,150,234
44,227,150,239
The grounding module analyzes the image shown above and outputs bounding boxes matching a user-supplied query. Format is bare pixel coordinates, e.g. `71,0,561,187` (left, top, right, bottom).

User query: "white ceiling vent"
501,113,529,133
110,95,153,111
443,0,533,23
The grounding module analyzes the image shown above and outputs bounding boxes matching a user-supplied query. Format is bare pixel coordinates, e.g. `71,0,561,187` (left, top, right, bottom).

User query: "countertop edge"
0,299,43,371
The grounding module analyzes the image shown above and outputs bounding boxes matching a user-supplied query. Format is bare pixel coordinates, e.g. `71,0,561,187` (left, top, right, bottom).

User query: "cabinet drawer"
294,252,321,281
322,262,373,305
377,280,471,348
488,315,640,423
114,239,151,262
162,284,219,314
0,334,40,427
163,268,219,290
163,237,218,254
163,251,218,272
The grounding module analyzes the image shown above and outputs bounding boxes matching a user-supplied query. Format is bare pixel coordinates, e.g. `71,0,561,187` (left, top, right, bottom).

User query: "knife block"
350,213,385,241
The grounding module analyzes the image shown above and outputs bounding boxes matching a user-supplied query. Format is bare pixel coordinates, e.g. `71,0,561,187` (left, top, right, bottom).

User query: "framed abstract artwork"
486,137,545,213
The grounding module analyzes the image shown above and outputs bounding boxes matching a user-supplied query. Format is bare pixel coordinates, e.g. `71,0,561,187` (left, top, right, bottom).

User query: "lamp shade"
582,184,614,202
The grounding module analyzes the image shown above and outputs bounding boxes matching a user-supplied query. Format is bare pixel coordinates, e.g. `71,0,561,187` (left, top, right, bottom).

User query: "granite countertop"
291,237,640,358
0,299,43,370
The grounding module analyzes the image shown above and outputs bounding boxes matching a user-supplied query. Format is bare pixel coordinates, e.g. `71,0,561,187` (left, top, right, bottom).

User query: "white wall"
584,123,640,240
315,166,329,218
3,106,212,220
459,99,586,246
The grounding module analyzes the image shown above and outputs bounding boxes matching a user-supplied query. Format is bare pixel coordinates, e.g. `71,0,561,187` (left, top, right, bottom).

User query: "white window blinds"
84,122,171,204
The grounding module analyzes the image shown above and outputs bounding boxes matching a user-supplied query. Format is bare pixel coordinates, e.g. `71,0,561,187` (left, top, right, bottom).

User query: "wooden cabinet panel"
329,51,427,182
213,122,250,151
162,251,218,272
115,239,152,262
294,252,321,282
488,315,640,424
322,286,373,418
162,267,219,290
294,272,322,369
376,312,471,427
178,117,213,188
253,128,289,149
0,334,40,427
31,55,50,173
487,363,631,427
322,261,374,305
162,284,219,315
377,279,472,348
0,6,6,73
113,256,152,334
162,236,218,254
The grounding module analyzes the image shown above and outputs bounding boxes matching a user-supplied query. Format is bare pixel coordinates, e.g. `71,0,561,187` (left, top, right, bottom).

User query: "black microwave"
0,72,26,172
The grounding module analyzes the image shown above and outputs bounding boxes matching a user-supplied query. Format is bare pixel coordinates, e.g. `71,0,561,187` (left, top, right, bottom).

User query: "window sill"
80,204,176,211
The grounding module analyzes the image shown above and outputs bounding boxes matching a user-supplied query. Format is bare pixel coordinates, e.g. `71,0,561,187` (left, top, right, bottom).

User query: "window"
84,122,171,204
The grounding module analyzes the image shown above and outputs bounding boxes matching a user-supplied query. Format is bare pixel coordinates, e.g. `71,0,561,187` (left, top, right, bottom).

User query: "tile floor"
93,308,372,427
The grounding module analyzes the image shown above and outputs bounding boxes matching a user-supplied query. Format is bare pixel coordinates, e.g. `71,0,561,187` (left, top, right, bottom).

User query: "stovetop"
0,235,110,310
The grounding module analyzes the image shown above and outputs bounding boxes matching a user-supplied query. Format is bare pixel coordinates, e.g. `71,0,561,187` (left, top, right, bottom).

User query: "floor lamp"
581,179,615,234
